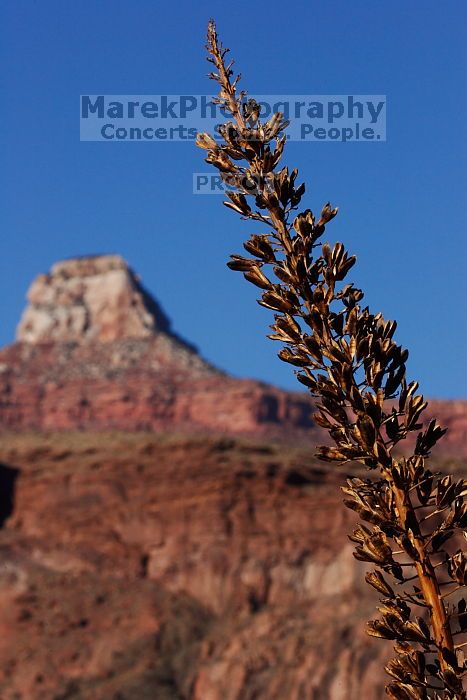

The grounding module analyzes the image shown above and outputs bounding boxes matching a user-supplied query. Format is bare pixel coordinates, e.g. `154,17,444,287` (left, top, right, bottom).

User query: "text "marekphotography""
80,94,387,143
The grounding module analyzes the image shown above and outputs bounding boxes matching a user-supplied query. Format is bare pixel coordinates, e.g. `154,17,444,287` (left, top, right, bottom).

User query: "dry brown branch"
197,20,466,699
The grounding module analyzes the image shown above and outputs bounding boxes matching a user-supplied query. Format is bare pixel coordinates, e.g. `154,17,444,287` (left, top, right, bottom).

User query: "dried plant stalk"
197,20,466,699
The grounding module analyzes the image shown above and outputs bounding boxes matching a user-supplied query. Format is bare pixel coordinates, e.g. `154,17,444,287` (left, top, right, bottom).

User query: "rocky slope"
0,432,393,700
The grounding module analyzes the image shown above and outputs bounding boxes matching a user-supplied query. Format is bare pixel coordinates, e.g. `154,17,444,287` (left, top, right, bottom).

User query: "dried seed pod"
365,570,395,598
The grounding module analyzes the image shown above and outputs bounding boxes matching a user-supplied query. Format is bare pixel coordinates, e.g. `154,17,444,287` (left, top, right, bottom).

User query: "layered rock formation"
1,255,466,455
0,255,324,439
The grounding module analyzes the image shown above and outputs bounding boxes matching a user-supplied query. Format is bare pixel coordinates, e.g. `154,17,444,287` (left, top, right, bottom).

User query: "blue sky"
1,0,466,398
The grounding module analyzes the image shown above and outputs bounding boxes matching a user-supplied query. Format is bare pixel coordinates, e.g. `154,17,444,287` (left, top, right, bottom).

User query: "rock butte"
0,254,325,438
0,254,466,454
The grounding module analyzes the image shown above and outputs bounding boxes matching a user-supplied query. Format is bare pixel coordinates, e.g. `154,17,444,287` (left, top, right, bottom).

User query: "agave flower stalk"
197,20,466,699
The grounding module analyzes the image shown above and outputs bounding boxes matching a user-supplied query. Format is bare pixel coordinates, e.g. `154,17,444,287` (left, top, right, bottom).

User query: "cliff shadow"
0,463,19,527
